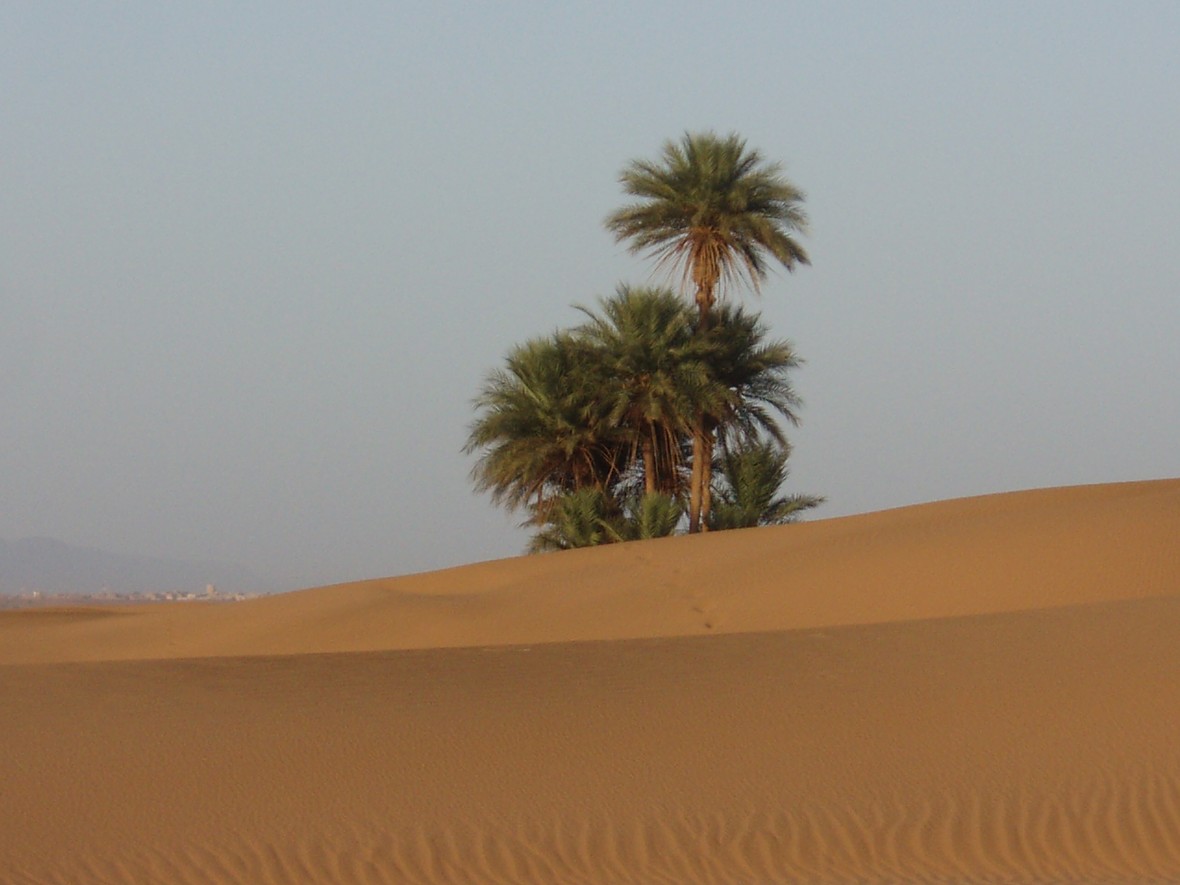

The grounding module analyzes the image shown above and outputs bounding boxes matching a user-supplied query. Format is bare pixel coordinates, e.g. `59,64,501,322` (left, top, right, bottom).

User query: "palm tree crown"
605,131,810,322
464,334,624,516
700,302,803,450
574,286,708,494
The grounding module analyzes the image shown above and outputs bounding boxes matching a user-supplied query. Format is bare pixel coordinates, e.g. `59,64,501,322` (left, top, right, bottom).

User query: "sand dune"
3,479,1180,882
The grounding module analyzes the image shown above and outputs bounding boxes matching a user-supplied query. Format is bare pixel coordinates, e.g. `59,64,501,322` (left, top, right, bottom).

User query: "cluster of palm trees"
465,132,822,551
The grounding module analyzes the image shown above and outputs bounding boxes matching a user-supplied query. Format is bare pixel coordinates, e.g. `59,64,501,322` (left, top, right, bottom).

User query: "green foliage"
462,333,625,515
527,489,683,552
619,492,684,541
604,131,810,531
699,302,803,448
527,488,621,553
604,131,809,315
468,132,818,551
466,285,817,552
709,440,825,531
574,286,708,494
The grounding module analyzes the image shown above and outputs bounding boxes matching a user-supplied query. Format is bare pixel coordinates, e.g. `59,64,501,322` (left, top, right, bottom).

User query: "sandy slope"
2,479,1179,883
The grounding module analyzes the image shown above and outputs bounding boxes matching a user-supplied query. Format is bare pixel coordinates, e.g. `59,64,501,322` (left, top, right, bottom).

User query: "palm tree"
709,440,824,530
605,131,809,531
529,488,684,552
466,290,810,549
464,333,626,523
574,286,707,496
604,131,809,326
527,488,620,552
618,492,684,540
697,303,806,527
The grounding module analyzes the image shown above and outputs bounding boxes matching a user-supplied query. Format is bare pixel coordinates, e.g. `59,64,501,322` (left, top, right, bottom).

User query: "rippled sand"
3,479,1179,883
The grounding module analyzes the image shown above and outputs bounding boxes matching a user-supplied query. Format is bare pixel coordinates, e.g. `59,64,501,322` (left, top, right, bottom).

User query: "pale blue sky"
3,3,1177,590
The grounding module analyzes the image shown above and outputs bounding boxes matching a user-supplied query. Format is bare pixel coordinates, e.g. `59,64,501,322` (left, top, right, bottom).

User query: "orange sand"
3,479,1179,883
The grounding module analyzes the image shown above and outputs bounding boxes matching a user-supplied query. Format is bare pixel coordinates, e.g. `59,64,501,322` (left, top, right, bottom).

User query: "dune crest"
3,479,1180,883
2,479,1178,665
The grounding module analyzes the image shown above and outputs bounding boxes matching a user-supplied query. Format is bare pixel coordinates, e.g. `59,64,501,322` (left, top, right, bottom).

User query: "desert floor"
3,479,1179,883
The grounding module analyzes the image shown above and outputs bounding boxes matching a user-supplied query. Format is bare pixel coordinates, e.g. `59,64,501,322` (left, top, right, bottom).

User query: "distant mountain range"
0,537,263,596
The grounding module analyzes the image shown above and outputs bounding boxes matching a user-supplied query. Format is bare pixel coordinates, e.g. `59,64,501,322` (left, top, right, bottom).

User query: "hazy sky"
3,3,1177,591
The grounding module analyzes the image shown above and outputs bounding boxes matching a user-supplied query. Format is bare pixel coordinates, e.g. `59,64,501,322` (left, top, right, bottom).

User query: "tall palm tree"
574,286,707,496
605,131,809,531
604,131,810,327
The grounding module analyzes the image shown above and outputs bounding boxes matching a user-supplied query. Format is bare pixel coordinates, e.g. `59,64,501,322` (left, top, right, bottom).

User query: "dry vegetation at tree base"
2,479,1180,883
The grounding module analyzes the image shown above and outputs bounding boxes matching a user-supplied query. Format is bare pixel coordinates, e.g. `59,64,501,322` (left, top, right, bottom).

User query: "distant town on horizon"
0,535,265,600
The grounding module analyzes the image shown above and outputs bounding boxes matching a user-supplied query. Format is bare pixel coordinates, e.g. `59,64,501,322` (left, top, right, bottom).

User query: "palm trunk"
642,435,656,496
688,421,706,532
688,281,715,533
699,429,714,532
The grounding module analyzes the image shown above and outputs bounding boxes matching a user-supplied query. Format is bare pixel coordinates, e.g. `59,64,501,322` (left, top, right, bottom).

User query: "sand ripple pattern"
10,769,1180,885
6,482,1180,884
